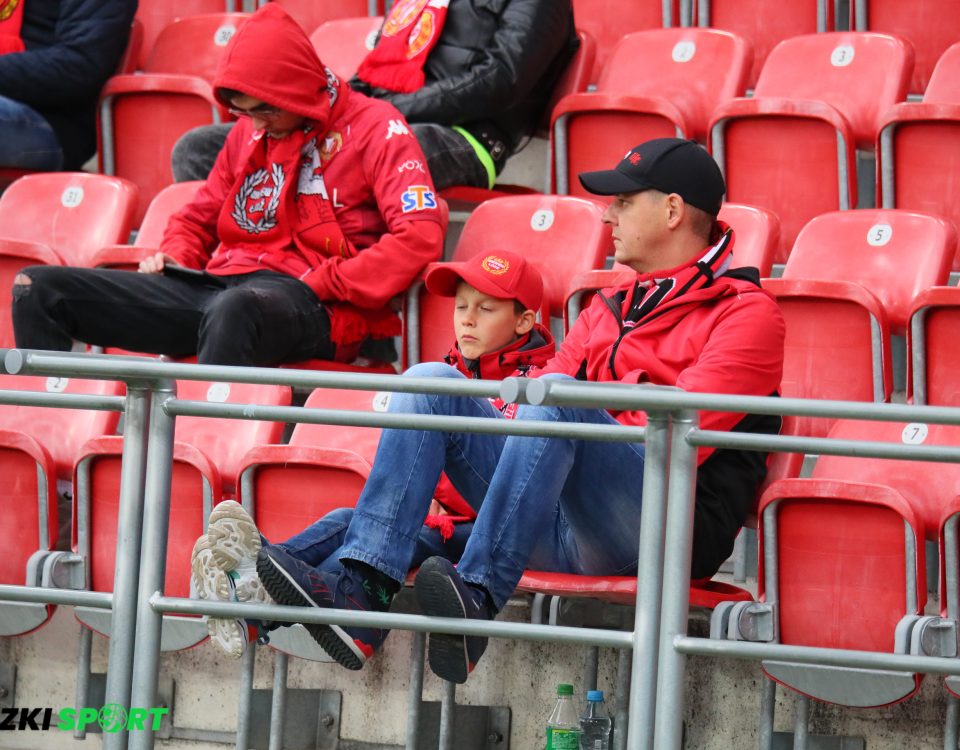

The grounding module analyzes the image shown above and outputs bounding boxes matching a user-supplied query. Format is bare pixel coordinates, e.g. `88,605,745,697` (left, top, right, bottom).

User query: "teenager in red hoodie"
12,4,444,367
192,250,555,658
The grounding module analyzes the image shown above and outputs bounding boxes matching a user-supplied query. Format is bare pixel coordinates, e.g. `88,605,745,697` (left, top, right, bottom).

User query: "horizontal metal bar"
167,399,649,443
674,635,960,676
0,584,114,609
0,389,125,412
505,377,960,424
150,593,634,649
5,350,501,398
694,430,960,463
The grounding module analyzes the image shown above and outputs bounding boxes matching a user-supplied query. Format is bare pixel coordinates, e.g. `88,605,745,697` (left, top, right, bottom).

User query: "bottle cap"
587,690,604,701
556,684,574,695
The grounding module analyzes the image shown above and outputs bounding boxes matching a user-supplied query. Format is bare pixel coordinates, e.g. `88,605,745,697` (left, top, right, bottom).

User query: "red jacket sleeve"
300,111,445,307
159,124,251,269
533,293,603,378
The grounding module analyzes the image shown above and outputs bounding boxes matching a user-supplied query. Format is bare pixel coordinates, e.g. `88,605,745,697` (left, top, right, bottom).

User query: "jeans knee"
403,361,460,379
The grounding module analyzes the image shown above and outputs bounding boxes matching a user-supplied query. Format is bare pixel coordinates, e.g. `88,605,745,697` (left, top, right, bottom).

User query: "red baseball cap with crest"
424,250,544,312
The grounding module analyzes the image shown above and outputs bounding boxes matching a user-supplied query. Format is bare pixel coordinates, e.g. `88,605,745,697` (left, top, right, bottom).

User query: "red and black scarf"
0,0,25,56
356,0,449,93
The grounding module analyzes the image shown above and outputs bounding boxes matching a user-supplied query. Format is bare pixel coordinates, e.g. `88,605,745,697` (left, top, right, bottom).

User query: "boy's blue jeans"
280,362,648,610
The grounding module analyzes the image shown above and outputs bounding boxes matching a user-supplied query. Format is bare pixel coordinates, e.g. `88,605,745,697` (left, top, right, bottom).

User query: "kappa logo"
401,185,437,213
386,119,411,140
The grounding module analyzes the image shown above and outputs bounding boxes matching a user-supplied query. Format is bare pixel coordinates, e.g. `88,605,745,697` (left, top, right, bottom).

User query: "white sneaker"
208,501,274,606
190,534,248,658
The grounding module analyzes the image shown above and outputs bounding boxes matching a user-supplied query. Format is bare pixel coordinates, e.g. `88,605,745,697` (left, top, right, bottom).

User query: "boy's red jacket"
159,4,444,356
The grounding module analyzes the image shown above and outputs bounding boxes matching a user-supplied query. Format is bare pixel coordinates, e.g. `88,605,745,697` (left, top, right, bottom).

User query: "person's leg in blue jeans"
414,373,647,682
255,361,507,667
0,96,64,170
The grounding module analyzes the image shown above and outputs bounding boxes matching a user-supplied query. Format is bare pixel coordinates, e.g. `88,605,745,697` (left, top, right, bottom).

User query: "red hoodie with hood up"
159,4,445,358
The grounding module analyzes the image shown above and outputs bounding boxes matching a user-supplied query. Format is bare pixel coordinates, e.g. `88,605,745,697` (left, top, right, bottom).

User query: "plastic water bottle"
546,683,581,749
579,690,612,750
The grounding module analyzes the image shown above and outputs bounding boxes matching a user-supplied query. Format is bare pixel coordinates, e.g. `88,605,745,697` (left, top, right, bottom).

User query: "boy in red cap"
192,249,554,658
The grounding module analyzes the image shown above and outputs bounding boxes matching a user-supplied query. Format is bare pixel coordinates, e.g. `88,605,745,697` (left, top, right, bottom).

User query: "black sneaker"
414,556,494,683
255,546,389,669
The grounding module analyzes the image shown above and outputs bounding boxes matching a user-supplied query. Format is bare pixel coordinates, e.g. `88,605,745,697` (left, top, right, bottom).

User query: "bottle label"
546,727,581,750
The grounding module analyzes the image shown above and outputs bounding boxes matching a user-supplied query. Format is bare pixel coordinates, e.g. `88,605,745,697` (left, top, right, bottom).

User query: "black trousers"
12,266,335,366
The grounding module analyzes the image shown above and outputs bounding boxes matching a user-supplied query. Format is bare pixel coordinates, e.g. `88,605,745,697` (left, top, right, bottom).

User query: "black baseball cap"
578,138,725,216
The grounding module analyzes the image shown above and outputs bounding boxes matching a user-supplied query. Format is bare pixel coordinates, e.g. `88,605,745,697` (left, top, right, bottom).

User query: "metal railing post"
626,414,671,750
405,632,426,749
128,383,177,750
102,384,152,750
652,411,699,749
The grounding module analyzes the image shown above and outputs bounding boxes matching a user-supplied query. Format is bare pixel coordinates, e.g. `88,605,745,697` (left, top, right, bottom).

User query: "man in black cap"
253,137,786,684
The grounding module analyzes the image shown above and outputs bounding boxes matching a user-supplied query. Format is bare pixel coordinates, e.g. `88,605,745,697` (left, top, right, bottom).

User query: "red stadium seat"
754,475,926,706
0,429,59,636
696,0,835,88
907,287,960,406
0,374,124,481
720,203,779,278
308,16,383,80
780,209,955,334
571,0,674,85
134,0,241,70
0,173,138,347
853,0,960,95
550,28,751,196
763,278,891,438
710,32,914,264
406,194,611,365
877,43,960,270
71,380,290,649
98,13,252,225
90,181,204,270
260,0,383,35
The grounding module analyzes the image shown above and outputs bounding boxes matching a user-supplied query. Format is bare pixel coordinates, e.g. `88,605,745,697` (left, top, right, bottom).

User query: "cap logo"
480,255,510,275
628,152,642,165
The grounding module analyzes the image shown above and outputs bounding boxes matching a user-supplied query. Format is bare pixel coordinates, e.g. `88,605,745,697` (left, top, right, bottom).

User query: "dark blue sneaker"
414,556,494,684
255,545,389,670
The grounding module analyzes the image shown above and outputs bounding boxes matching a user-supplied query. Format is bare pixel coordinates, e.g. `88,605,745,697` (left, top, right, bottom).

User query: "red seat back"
571,0,672,84
854,0,960,94
309,16,383,80
719,203,780,278
0,375,124,480
0,173,139,265
134,0,240,70
908,287,960,406
781,209,955,334
698,0,834,88
265,0,382,35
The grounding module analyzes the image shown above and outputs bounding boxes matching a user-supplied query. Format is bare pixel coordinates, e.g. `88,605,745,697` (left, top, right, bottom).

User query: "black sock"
343,560,400,611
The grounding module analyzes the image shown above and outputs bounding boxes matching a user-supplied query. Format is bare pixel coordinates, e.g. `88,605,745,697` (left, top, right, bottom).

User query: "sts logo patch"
401,185,437,213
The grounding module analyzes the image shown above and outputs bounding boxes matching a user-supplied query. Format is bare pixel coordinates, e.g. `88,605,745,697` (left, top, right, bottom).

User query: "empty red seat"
72,379,290,648
98,13,252,224
780,209,955,335
550,28,751,196
907,287,960,406
695,0,836,88
261,0,383,35
134,0,241,70
571,0,674,84
308,16,383,80
877,43,960,270
853,0,960,95
710,32,914,263
763,278,891,438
